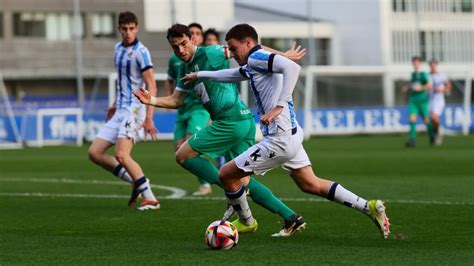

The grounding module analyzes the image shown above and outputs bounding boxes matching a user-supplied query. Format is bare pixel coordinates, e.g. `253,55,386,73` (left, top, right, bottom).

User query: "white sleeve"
197,68,248,83
271,55,301,107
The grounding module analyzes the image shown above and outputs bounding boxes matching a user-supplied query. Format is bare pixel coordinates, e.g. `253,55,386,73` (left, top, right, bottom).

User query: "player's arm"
262,42,306,62
421,72,432,91
141,68,159,139
134,88,185,109
164,79,175,96
181,68,247,86
106,98,117,121
260,55,301,125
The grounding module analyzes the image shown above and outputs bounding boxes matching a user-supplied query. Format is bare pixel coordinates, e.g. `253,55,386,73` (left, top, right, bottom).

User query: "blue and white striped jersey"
239,45,298,136
114,39,153,109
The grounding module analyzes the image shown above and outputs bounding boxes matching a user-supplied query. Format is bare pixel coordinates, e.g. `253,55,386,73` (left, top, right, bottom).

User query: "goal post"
0,74,23,149
303,65,473,138
21,108,84,147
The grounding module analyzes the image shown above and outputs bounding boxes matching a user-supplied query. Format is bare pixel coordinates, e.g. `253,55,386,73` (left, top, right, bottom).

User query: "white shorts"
430,99,445,116
96,105,146,144
234,126,311,176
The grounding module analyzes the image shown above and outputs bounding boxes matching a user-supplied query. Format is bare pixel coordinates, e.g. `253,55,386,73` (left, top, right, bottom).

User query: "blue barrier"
1,104,472,144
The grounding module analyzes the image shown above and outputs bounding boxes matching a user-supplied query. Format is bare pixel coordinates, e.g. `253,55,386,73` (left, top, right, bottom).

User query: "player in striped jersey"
88,11,160,211
183,24,390,238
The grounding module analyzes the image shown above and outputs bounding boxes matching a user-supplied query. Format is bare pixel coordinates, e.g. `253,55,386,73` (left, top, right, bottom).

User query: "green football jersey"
176,45,253,121
410,71,430,97
167,54,204,114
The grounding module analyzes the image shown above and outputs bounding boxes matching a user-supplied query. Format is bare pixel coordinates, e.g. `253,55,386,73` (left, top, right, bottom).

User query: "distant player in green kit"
134,24,306,235
164,23,213,196
403,56,435,147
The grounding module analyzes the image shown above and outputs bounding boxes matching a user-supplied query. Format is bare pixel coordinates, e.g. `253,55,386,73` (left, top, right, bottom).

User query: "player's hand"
412,84,422,92
284,42,306,62
181,72,198,86
260,106,283,125
105,106,116,121
133,88,152,105
141,117,159,141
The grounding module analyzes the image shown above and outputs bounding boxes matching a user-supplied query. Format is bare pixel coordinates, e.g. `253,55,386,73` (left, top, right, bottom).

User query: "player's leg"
430,102,445,145
115,138,159,210
219,160,257,231
186,109,212,196
420,99,435,144
88,112,134,184
224,125,297,226
407,97,418,147
176,140,223,186
287,156,390,239
116,107,159,210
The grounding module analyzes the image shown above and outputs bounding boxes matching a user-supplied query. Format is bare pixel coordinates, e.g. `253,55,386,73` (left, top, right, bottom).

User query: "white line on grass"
0,177,186,199
0,192,472,206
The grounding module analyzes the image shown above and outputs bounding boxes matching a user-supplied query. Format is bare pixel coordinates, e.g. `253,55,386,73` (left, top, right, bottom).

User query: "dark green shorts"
188,118,256,160
173,109,210,143
409,93,429,118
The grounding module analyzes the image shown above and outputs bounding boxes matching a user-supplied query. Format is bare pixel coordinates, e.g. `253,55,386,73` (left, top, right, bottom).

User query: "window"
452,0,473,12
14,12,84,40
261,38,330,65
92,13,115,38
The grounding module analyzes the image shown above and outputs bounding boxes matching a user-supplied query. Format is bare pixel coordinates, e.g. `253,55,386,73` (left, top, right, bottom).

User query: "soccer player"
181,23,390,239
164,23,213,196
429,58,451,145
134,23,305,234
403,56,435,147
204,28,220,46
88,11,160,210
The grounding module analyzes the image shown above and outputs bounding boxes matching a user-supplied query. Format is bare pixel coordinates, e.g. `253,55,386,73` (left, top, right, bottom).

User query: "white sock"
327,182,369,214
225,186,255,225
112,164,133,184
134,176,157,202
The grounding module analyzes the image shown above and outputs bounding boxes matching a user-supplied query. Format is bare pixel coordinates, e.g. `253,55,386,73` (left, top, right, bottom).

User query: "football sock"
134,176,157,202
112,164,133,184
182,157,222,187
225,185,255,226
409,121,417,140
247,177,295,220
327,182,369,214
427,121,435,138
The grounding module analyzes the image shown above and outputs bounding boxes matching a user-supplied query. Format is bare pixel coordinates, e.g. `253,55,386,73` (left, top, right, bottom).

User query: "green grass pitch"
1,134,473,265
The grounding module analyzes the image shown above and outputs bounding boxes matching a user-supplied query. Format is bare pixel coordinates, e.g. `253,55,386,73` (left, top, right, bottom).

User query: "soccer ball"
205,220,239,250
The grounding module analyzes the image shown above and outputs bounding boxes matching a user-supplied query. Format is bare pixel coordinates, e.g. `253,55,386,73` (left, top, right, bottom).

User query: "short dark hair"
225,24,258,43
204,28,220,41
167,23,191,40
188,22,203,31
118,11,138,26
430,58,439,64
411,56,423,62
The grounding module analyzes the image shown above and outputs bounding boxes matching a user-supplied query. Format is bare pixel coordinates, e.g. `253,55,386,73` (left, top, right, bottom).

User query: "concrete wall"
0,0,173,80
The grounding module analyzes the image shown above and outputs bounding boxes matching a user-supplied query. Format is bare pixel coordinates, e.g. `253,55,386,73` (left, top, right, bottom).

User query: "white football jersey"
239,46,297,136
114,39,153,109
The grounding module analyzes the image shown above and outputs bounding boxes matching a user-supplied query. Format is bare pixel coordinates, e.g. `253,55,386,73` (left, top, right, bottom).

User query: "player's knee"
175,152,186,166
88,147,100,163
218,164,231,181
115,151,130,165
